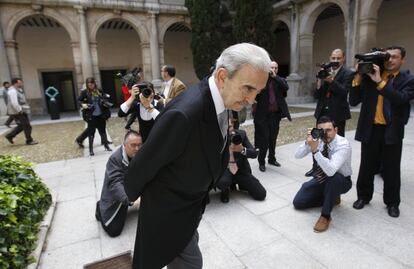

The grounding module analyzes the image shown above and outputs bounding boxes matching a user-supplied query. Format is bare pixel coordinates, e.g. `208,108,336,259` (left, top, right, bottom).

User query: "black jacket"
124,78,229,269
349,69,414,144
118,101,164,142
254,75,291,121
231,129,257,174
314,66,354,122
78,89,111,121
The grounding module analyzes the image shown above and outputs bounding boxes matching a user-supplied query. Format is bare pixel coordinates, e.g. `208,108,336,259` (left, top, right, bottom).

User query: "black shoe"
220,189,230,203
5,136,14,144
104,144,112,151
95,201,101,221
305,168,314,177
26,140,38,145
387,205,400,218
268,160,281,167
5,124,11,128
259,165,266,172
353,199,368,210
75,139,84,148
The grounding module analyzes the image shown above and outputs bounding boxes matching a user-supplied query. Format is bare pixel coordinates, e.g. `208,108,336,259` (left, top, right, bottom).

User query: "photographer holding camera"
118,81,163,142
216,118,266,203
293,116,352,233
349,46,414,218
75,77,112,156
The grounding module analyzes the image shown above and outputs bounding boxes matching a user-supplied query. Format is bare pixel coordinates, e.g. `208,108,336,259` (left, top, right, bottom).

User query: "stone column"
4,40,21,78
141,42,152,82
71,42,84,93
0,23,11,83
90,42,101,87
346,0,359,67
149,10,162,88
358,16,377,55
296,33,314,102
76,6,93,80
286,3,304,104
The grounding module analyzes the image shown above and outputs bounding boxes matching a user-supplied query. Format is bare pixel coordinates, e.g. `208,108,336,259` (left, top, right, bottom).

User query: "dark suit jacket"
124,78,229,269
254,75,291,122
78,89,111,121
232,129,258,174
314,66,353,122
98,146,129,224
118,101,164,142
349,69,414,144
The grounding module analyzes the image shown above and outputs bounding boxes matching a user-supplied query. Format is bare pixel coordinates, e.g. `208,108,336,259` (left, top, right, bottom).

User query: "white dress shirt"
120,101,159,121
295,134,352,177
163,78,174,98
208,76,225,117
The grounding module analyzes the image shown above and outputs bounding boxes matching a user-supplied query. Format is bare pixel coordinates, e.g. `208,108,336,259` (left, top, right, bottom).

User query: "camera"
117,67,142,89
100,93,113,108
311,128,325,140
316,62,340,79
231,132,242,145
136,83,154,98
355,49,390,74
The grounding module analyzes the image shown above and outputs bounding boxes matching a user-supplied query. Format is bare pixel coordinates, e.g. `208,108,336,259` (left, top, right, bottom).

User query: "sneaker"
313,216,331,233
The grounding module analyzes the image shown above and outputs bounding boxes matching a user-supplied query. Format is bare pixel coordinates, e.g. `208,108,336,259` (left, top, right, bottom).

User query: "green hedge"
0,155,52,269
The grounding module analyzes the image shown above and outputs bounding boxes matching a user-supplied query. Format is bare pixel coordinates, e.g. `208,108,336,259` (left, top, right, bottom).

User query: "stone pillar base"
286,73,313,104
152,79,163,93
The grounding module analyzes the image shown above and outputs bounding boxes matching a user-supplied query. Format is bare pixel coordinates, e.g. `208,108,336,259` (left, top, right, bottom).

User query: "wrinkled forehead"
317,122,335,130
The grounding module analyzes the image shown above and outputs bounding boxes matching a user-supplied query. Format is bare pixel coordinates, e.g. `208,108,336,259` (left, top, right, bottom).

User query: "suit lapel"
168,78,176,99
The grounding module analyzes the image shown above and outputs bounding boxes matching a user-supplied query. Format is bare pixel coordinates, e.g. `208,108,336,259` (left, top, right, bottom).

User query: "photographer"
349,46,414,218
253,61,291,172
216,119,266,203
305,49,354,177
95,130,142,237
118,81,163,142
75,77,112,156
293,116,352,233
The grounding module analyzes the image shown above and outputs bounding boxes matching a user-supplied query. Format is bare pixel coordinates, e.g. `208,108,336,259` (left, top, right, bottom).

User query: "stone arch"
300,0,348,35
272,15,291,33
360,0,383,19
90,13,149,43
5,7,78,42
159,17,191,44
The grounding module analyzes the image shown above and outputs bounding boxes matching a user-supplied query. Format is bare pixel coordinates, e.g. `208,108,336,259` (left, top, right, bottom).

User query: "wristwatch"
241,147,247,155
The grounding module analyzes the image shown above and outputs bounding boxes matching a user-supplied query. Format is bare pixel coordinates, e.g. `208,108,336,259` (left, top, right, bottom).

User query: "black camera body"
311,128,325,140
231,132,242,145
355,50,390,74
316,62,340,79
136,83,153,98
100,93,113,108
118,67,142,89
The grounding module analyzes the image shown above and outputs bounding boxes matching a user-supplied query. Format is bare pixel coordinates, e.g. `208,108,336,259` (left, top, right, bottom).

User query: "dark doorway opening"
100,69,127,107
41,71,77,113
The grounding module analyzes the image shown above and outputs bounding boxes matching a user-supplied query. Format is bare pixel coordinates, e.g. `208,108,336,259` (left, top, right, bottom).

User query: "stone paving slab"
35,114,414,269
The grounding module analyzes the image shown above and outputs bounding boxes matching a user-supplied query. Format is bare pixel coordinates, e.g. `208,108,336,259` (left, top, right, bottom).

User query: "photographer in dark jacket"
75,77,112,156
253,61,291,172
305,49,354,177
118,81,163,142
216,119,266,203
350,46,414,218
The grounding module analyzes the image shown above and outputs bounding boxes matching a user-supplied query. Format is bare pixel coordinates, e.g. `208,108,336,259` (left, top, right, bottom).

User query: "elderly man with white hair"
125,43,271,269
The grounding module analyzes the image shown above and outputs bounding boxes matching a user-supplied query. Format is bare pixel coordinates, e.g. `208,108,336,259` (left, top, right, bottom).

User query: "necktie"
312,143,329,183
217,110,228,139
228,149,238,175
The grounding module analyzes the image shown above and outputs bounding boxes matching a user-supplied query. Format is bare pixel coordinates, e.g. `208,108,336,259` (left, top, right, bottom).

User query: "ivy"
0,155,51,269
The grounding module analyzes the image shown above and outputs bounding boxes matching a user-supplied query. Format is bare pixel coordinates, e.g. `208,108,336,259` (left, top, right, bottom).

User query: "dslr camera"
310,128,325,140
136,83,153,98
100,93,113,108
355,49,390,74
117,67,142,89
231,132,242,145
316,62,340,79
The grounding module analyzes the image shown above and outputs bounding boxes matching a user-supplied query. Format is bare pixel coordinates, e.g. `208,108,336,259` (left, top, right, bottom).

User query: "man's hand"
367,64,382,83
230,143,244,153
139,93,154,110
130,85,140,99
306,128,319,153
323,75,334,83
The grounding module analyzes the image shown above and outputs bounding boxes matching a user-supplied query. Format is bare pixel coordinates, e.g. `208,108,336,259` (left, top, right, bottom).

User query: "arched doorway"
377,0,414,72
96,19,142,107
163,22,198,86
273,21,290,78
15,15,76,114
312,4,345,76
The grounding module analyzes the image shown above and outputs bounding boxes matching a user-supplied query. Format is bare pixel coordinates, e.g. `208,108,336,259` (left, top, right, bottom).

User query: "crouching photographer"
96,130,143,237
216,119,266,203
118,81,164,142
350,46,414,218
293,116,352,233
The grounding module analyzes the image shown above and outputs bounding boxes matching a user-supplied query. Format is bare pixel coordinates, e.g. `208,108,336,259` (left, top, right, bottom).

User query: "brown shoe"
313,216,331,233
335,196,341,206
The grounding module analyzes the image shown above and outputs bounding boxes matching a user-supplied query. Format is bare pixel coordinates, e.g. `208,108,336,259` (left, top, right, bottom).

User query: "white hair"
213,43,271,78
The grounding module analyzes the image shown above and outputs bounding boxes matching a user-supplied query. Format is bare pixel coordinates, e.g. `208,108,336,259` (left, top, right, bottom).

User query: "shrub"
0,155,51,269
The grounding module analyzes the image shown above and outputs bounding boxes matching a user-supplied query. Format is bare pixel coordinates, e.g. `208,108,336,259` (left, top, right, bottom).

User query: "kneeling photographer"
349,46,414,218
293,116,352,233
118,81,163,142
216,118,266,203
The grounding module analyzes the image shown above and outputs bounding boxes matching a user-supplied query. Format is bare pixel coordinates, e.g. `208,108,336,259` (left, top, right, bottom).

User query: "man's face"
124,135,143,158
160,66,169,81
270,62,278,76
330,50,345,70
4,83,10,89
385,49,404,73
15,80,23,88
317,122,337,144
216,64,268,111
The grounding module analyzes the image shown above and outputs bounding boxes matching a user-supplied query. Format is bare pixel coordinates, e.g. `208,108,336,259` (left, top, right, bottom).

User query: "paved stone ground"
34,107,414,269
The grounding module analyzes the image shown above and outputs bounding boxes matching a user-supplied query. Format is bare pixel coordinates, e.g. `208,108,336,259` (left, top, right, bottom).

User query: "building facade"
0,0,413,116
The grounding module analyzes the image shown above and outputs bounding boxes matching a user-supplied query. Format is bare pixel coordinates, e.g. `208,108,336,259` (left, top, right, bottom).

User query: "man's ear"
216,68,228,89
